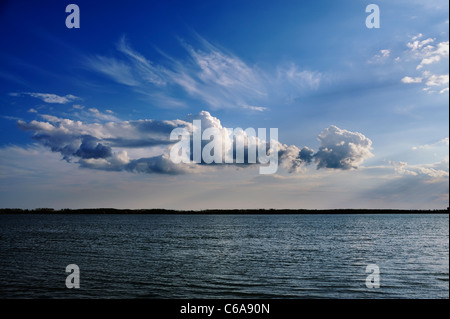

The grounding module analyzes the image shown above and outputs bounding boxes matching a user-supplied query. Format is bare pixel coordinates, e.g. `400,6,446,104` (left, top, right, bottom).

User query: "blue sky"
0,0,448,209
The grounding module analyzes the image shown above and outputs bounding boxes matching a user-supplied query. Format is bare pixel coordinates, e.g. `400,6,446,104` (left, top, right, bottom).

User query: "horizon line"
1,208,448,215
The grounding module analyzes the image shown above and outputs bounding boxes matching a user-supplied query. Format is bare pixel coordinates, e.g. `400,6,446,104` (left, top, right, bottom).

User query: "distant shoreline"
0,208,448,214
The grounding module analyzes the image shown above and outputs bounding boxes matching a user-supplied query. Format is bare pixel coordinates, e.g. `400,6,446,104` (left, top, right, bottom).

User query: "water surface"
0,214,448,298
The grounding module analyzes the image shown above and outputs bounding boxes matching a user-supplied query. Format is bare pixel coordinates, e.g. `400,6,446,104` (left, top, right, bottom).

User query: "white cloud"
16,111,373,175
411,33,423,41
277,64,322,90
380,49,390,57
16,113,194,174
12,92,80,104
390,161,418,176
412,137,449,150
369,49,391,63
425,74,449,86
87,108,120,122
417,55,442,69
243,105,268,112
390,160,449,179
184,40,265,94
2,115,22,121
278,144,313,173
401,76,422,83
86,35,323,110
86,55,140,86
117,36,167,86
402,72,449,92
417,166,449,178
401,35,449,93
407,37,435,52
314,125,374,170
416,41,449,69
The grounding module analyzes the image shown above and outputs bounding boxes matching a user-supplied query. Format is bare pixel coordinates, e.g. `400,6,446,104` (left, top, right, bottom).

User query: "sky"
0,0,448,210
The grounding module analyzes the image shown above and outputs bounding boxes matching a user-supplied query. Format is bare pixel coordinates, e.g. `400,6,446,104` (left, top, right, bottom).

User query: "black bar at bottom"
0,299,448,317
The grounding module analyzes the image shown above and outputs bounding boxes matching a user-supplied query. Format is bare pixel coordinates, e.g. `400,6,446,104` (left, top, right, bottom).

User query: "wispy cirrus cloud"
243,105,268,112
10,92,80,104
276,64,322,91
85,55,140,87
116,37,168,86
86,108,120,122
412,137,449,150
85,34,323,110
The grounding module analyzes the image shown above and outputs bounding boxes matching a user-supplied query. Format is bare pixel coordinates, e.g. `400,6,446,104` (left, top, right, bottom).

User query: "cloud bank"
17,111,373,175
18,114,194,174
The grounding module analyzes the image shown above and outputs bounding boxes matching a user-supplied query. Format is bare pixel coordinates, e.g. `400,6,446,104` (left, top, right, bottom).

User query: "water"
0,214,448,299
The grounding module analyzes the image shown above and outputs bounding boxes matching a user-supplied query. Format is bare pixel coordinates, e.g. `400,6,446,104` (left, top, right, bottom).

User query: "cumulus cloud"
314,125,374,170
279,145,314,173
417,166,449,178
18,120,111,161
390,161,418,176
124,154,192,175
75,136,112,159
181,113,372,172
407,37,435,52
17,114,192,174
425,74,449,86
12,92,80,104
390,160,449,179
17,111,374,175
402,34,449,93
184,111,317,172
401,76,422,83
416,41,449,70
184,110,261,165
369,49,391,63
